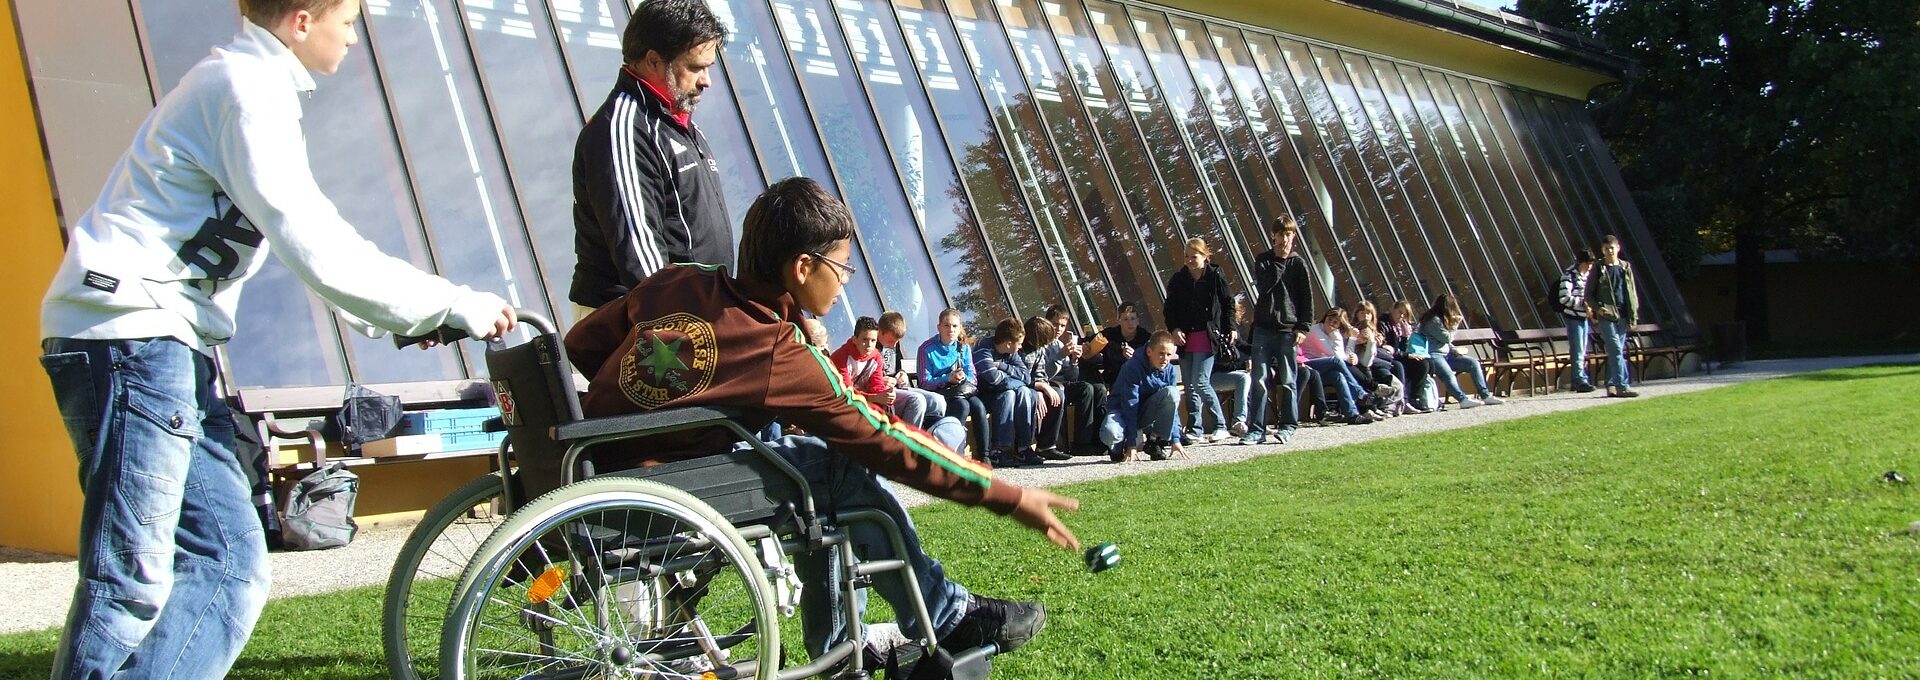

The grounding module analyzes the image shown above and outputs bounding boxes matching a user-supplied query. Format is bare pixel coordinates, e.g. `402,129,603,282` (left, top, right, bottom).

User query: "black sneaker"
1346,413,1375,425
938,597,1047,655
1036,447,1072,461
1572,383,1596,393
1144,440,1168,461
1017,450,1047,466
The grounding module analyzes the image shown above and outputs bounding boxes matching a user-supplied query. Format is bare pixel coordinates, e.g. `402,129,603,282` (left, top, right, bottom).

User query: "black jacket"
571,69,735,308
1162,264,1235,335
1252,250,1312,333
1083,325,1150,386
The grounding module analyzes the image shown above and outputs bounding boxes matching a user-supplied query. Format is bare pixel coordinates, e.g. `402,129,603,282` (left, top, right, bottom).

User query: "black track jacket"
571,68,734,308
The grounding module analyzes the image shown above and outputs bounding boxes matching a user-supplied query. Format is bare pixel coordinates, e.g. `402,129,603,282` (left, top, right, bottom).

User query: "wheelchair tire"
382,470,511,680
440,476,779,680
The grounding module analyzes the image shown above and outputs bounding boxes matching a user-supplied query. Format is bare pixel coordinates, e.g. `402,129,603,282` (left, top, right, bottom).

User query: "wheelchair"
380,311,998,679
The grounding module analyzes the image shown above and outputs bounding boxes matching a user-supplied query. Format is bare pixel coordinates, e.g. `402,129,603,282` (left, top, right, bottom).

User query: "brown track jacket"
565,264,1022,515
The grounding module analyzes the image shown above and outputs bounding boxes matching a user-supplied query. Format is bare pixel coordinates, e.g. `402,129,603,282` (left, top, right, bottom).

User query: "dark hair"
992,317,1025,345
623,0,729,66
1116,301,1139,319
737,178,855,285
1147,330,1178,349
853,316,880,336
1270,214,1299,237
877,311,907,337
1575,249,1595,264
1043,303,1070,325
1602,234,1621,247
1023,316,1057,351
240,0,349,26
1420,294,1464,327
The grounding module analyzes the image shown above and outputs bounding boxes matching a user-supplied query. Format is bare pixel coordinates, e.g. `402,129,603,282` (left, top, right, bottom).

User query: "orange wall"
0,0,86,555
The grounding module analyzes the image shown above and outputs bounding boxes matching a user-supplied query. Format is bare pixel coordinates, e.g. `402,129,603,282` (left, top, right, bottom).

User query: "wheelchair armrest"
553,406,748,441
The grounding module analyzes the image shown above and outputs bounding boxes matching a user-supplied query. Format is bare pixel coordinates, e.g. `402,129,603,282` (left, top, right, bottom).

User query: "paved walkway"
4,354,1912,635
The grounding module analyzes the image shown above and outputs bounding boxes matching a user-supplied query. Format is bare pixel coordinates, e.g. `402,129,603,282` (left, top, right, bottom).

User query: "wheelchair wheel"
440,476,779,680
382,471,511,680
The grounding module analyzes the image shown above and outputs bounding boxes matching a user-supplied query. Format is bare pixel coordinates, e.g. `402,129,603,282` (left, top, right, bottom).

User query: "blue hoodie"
918,336,975,390
1106,350,1183,445
973,343,1030,394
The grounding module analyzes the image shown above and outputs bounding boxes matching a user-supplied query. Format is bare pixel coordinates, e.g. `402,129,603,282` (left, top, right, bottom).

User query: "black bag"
937,379,978,399
1211,329,1243,366
324,384,404,455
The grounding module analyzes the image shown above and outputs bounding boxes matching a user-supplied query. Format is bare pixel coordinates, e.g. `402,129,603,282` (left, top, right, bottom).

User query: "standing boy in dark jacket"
1250,216,1315,444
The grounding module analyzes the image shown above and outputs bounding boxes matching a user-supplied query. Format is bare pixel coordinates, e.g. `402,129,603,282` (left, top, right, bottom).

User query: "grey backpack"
282,463,360,550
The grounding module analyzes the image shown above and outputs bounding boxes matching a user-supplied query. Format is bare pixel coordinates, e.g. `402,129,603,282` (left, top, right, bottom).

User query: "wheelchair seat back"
484,330,579,511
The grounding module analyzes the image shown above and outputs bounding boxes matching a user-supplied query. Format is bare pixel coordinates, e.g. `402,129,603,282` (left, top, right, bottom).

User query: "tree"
1520,1,1920,344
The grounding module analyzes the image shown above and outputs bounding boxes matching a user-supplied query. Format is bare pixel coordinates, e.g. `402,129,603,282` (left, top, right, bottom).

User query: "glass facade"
129,0,1685,389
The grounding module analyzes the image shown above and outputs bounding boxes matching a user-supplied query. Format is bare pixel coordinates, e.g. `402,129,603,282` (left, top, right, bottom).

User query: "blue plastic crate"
396,407,499,437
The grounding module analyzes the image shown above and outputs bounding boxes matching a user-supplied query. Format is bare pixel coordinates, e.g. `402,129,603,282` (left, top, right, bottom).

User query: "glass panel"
1040,0,1197,290
1484,85,1581,260
1460,78,1566,319
1552,100,1677,322
367,0,561,375
707,0,883,338
1317,47,1446,305
459,0,592,327
1125,9,1274,301
1339,51,1471,312
1505,89,1609,257
994,0,1159,313
139,0,351,388
945,0,1118,325
1167,14,1296,280
894,0,1065,327
1416,67,1540,327
1364,57,1500,319
1241,33,1367,306
771,0,948,338
698,60,771,242
1085,1,1256,297
1278,39,1401,307
832,0,1015,326
552,0,626,114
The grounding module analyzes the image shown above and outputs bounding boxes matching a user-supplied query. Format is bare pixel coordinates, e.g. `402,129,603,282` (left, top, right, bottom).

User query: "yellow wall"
0,0,85,555
1163,0,1616,100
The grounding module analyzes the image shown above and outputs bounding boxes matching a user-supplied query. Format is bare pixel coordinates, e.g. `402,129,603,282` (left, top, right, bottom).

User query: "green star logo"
637,334,688,381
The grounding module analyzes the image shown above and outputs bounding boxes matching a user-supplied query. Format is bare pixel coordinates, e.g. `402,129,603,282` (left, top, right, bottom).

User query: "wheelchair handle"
391,309,558,348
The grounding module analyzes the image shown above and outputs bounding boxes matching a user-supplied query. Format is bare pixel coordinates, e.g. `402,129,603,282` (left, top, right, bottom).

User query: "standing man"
1587,235,1640,398
1557,249,1597,393
572,0,734,311
38,1,516,676
1249,216,1314,444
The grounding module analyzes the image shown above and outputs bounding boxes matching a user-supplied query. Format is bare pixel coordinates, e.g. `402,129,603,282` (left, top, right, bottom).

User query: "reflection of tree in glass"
942,116,1050,323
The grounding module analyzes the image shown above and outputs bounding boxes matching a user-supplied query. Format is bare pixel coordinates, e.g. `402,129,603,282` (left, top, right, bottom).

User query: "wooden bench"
1449,328,1533,398
1626,323,1711,380
230,379,500,486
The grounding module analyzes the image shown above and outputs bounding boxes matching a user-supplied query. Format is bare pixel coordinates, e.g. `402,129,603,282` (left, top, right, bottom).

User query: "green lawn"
5,364,1918,678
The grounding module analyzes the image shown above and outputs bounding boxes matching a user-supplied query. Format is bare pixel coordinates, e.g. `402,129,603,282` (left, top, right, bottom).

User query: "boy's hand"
1169,442,1188,459
877,388,896,405
883,375,900,390
1120,344,1134,359
1010,488,1081,551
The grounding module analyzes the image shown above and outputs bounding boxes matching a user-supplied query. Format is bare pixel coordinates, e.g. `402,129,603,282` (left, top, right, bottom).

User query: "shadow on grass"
0,650,52,677
1775,362,1920,382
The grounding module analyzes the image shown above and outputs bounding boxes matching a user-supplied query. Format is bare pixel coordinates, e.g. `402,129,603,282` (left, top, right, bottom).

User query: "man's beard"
668,81,701,114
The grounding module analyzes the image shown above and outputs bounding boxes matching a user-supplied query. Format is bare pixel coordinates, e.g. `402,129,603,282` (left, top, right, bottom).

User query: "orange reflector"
700,673,718,680
526,567,567,604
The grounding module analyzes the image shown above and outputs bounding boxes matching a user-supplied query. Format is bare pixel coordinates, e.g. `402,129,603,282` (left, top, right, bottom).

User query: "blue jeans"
983,387,1035,451
1248,326,1296,432
1306,357,1363,417
1098,386,1181,448
1426,352,1492,401
1178,350,1224,437
1209,370,1251,429
1564,316,1591,386
769,435,970,658
1597,318,1631,389
41,337,270,680
892,387,946,429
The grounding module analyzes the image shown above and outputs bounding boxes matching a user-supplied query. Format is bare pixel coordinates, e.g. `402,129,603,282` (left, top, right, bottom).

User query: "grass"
4,364,1918,678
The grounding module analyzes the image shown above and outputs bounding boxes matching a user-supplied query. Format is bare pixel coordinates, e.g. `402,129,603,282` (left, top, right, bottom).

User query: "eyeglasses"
809,251,857,284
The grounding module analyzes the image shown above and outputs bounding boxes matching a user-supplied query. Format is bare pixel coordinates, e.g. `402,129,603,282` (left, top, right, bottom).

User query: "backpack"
281,462,360,550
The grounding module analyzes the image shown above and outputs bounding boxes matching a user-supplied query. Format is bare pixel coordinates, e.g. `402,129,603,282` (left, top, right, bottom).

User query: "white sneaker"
1480,395,1505,405
1229,421,1249,437
1208,429,1232,444
1458,397,1484,409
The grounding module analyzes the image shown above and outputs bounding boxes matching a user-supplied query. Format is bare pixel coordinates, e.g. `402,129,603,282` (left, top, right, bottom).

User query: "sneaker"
1017,450,1047,466
1275,429,1295,445
1457,397,1484,409
1610,388,1640,398
1036,447,1072,461
862,622,926,671
1480,395,1505,405
939,597,1047,655
1345,413,1374,425
1144,440,1169,461
1572,383,1596,393
1107,444,1129,464
1207,429,1232,444
1229,421,1250,437
1238,432,1261,445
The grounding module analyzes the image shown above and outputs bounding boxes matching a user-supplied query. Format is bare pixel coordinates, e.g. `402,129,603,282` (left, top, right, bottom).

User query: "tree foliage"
1512,0,1920,340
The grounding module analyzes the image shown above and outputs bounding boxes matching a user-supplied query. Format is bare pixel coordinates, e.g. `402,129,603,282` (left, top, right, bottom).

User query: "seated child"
974,318,1041,467
875,310,947,429
566,177,1081,661
920,309,992,462
833,316,966,452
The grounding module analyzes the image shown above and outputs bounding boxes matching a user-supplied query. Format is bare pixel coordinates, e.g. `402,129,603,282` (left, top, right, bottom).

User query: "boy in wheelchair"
566,177,1083,672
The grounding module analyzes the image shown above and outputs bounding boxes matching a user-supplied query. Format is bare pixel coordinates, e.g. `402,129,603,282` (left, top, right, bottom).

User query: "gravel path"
4,354,1911,635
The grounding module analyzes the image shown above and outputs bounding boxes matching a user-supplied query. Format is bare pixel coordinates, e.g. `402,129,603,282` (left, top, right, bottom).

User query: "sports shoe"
1015,450,1046,467
1480,395,1505,405
1274,428,1295,445
1036,447,1072,461
1457,397,1484,409
1610,387,1640,398
1345,413,1374,425
1144,440,1169,461
1572,383,1596,393
1238,432,1261,445
939,597,1047,655
1207,429,1232,444
1229,421,1250,437
862,622,926,671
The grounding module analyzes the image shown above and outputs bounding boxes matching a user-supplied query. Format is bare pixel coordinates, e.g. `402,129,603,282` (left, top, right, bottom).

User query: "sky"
1458,0,1513,11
